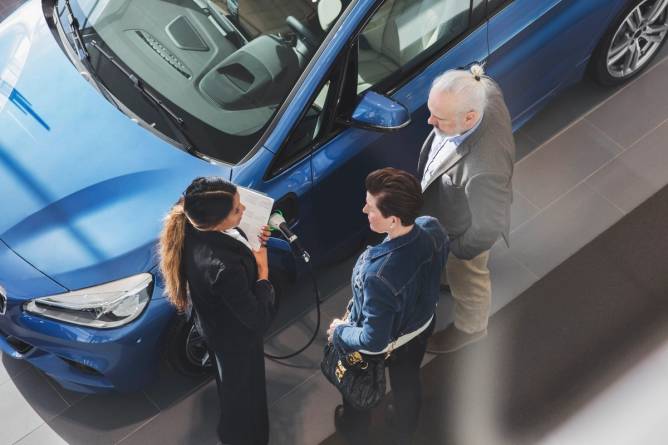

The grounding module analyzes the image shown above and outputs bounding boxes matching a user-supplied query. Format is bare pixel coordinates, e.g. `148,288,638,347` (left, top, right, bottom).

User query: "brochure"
237,186,274,251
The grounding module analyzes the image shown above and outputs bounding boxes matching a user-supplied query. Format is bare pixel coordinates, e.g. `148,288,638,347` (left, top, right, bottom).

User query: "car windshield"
56,0,346,164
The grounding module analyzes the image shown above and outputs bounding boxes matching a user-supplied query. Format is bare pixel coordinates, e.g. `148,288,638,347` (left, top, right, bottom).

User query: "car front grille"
0,327,34,355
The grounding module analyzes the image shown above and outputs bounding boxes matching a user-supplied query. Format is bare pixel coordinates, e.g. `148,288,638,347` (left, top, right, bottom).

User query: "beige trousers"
442,250,491,334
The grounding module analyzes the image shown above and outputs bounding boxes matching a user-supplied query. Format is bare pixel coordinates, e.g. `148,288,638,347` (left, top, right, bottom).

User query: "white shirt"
421,115,483,190
222,228,253,252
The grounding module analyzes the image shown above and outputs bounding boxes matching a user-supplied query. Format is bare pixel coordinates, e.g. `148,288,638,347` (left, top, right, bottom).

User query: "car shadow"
2,246,359,444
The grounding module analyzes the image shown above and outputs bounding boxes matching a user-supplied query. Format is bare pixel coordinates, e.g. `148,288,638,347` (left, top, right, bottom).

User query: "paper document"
237,186,274,251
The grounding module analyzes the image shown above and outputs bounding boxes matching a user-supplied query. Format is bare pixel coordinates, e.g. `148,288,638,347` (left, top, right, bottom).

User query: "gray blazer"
419,84,515,260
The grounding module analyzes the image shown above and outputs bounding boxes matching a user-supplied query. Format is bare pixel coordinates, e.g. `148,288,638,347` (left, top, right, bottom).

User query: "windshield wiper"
59,0,122,111
89,40,197,154
63,0,89,61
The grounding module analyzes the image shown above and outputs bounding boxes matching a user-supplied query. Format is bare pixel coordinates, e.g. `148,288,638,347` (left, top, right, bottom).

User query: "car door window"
357,0,471,93
487,0,512,16
268,81,331,177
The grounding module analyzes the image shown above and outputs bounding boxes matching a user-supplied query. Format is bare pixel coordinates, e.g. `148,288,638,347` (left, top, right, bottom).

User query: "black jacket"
183,224,276,352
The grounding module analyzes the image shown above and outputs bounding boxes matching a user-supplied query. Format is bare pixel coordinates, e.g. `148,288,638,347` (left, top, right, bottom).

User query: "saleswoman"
327,168,448,445
159,177,275,445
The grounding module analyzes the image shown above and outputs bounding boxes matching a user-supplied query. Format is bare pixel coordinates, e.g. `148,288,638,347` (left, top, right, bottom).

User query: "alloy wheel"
607,0,668,78
185,323,210,368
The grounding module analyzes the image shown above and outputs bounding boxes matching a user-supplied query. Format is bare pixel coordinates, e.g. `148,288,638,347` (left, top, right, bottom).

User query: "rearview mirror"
345,91,411,132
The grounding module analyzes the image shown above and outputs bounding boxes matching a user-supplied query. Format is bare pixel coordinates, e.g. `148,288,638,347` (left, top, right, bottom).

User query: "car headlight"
24,273,153,329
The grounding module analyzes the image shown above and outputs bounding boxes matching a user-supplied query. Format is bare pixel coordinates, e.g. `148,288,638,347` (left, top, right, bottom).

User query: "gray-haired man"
419,66,515,352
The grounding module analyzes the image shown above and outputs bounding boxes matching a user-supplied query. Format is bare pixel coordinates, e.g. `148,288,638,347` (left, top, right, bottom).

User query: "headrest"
317,0,343,31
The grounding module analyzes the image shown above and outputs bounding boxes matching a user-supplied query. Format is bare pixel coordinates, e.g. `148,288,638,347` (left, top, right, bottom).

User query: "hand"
253,225,271,280
252,246,269,280
257,225,271,247
327,318,346,343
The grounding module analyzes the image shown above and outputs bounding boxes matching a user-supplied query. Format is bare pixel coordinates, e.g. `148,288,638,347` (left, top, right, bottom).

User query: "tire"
269,270,288,313
591,0,668,86
165,272,286,376
164,314,213,377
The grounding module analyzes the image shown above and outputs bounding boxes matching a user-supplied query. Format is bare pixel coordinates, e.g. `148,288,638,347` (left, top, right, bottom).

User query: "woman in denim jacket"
327,168,448,444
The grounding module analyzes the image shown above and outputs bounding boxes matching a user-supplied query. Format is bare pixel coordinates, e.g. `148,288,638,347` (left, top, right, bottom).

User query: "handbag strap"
360,315,434,357
384,338,398,360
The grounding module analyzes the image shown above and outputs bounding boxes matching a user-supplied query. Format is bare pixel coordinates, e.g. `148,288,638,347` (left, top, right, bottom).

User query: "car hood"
0,2,229,291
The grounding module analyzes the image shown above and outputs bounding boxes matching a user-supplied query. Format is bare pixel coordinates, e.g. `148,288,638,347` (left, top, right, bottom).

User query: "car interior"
86,0,332,137
81,0,467,145
356,0,469,92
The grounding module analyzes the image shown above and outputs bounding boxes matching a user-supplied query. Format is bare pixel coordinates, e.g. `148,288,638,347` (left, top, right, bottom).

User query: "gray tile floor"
0,0,25,21
2,10,668,444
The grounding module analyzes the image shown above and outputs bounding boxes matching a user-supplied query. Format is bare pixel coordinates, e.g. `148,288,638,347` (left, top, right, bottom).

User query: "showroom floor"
0,0,21,21
3,1,668,444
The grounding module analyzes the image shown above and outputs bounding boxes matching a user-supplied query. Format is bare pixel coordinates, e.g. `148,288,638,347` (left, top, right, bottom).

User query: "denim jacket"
333,216,448,354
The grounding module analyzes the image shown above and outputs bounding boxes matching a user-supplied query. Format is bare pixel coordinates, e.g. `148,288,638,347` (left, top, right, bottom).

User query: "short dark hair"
184,177,237,229
365,168,423,226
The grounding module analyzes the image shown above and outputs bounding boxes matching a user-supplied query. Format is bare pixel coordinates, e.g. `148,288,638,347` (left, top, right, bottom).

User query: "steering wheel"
286,16,320,52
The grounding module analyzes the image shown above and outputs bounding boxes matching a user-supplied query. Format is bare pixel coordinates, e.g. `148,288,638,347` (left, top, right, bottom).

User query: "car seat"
356,0,469,92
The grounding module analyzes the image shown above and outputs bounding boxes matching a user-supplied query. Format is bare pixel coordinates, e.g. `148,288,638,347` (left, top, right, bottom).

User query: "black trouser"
212,338,269,445
341,317,436,443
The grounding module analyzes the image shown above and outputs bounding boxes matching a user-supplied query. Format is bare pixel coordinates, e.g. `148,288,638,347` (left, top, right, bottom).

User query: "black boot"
334,404,370,445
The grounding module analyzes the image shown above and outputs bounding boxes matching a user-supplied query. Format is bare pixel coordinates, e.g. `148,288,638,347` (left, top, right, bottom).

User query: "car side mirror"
344,91,411,132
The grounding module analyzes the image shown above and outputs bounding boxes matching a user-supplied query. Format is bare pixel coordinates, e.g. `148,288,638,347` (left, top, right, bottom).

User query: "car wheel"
592,0,668,85
164,271,287,376
165,314,213,377
269,270,287,313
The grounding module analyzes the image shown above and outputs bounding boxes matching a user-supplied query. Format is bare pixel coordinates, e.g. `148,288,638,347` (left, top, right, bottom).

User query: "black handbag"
321,338,394,410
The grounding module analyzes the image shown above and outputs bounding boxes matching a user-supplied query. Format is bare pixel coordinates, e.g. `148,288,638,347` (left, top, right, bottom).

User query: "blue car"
0,0,666,393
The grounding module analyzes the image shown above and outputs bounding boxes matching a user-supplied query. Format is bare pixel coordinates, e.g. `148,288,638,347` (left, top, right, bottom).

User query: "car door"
233,0,488,266
485,0,625,128
230,71,344,277
310,0,488,256
229,135,317,279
